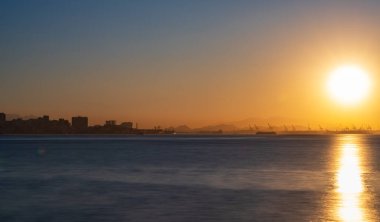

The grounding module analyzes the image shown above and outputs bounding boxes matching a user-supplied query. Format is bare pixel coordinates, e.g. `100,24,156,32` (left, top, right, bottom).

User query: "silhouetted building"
121,122,133,129
0,113,5,133
105,120,116,126
0,112,170,135
55,118,71,132
72,116,88,131
0,113,5,124
0,115,72,134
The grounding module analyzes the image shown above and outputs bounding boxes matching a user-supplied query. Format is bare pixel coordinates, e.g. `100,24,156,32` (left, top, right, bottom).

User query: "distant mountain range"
193,124,238,132
174,125,192,133
174,117,315,133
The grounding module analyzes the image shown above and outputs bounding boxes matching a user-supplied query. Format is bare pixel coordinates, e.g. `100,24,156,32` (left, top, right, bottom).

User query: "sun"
327,65,371,105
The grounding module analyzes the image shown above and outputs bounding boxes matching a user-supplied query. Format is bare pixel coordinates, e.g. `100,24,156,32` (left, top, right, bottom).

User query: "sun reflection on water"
336,139,365,222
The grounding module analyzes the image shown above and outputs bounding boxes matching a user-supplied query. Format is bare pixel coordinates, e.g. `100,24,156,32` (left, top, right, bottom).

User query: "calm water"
1,134,380,221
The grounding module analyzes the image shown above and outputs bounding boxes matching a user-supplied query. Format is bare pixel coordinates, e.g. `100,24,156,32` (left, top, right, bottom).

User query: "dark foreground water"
1,134,380,221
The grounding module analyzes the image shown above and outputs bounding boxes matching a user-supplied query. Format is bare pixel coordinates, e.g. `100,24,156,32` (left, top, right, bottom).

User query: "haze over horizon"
2,0,380,128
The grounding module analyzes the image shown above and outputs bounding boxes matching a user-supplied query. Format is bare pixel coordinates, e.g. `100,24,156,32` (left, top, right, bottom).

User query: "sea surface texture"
1,134,380,221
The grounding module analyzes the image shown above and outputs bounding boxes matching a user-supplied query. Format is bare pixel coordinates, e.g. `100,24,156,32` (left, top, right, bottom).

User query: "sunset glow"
336,141,366,222
327,65,371,106
1,1,380,128
2,1,380,221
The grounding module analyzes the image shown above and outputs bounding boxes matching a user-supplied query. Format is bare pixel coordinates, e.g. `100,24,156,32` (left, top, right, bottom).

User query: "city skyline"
1,1,380,128
0,112,377,133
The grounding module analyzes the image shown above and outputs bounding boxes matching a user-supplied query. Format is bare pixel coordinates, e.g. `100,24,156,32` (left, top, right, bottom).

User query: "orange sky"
1,1,380,128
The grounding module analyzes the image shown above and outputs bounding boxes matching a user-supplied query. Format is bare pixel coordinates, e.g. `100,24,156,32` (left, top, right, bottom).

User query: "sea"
1,134,380,222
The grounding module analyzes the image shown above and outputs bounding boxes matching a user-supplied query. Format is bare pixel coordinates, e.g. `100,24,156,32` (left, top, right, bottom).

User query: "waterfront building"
72,116,88,130
105,120,116,126
0,113,5,124
121,122,133,129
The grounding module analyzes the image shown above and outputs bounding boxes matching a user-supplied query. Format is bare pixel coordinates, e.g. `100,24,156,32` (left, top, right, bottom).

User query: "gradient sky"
1,0,380,128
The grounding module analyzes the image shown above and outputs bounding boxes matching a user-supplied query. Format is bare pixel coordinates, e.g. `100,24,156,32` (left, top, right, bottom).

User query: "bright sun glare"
327,65,371,105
